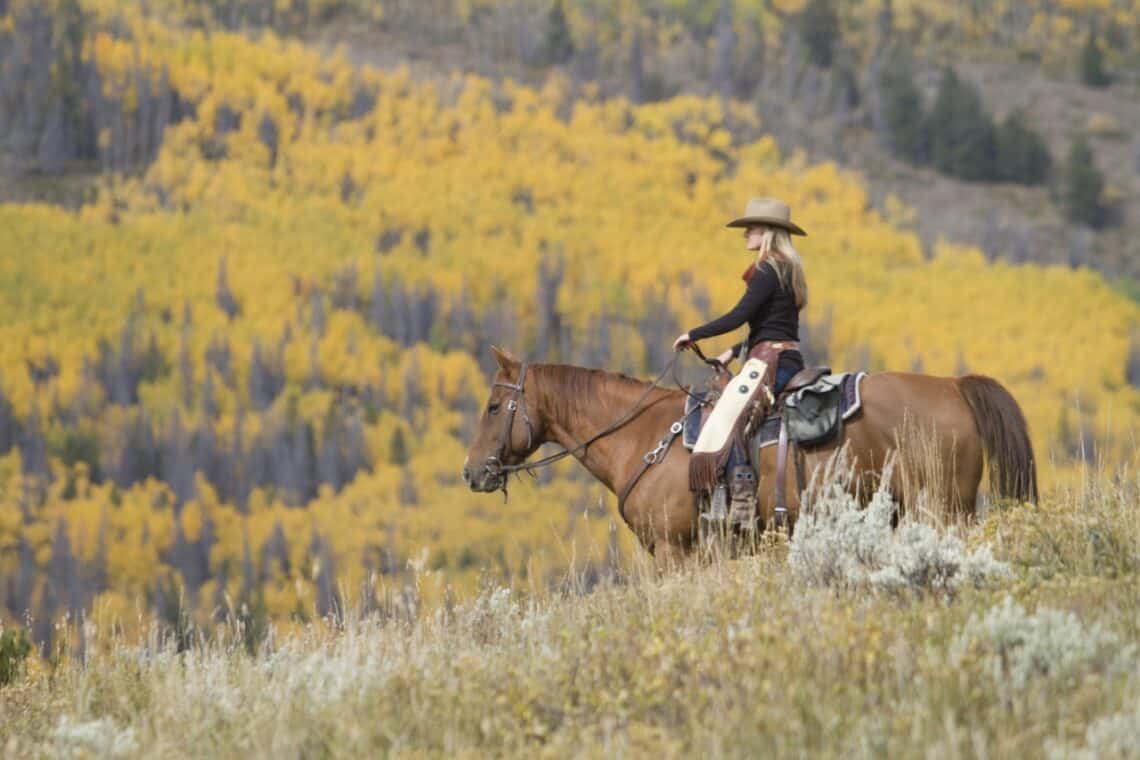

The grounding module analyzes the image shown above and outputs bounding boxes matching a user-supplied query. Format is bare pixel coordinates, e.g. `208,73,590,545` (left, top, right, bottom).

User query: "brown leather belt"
750,340,800,354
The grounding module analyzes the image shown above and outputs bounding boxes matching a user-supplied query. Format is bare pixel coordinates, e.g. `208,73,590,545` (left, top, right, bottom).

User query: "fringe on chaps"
689,431,744,492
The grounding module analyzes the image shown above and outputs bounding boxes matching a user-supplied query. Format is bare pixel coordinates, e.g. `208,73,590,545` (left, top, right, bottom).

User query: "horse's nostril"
461,467,471,484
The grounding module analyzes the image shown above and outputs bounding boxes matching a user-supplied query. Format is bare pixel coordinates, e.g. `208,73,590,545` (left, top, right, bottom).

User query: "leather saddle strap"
774,414,790,528
794,444,807,505
618,422,682,522
617,459,653,523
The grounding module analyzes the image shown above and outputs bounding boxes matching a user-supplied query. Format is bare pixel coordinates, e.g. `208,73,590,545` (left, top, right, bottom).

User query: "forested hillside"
326,0,1140,277
6,0,1140,270
0,0,1138,650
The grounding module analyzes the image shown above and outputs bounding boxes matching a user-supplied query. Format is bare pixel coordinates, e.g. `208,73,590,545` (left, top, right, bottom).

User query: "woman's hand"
672,332,692,352
716,348,735,367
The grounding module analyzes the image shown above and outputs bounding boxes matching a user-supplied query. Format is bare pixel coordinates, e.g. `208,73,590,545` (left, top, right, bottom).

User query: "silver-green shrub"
1048,697,1140,759
788,482,1010,593
53,716,138,758
951,596,1127,691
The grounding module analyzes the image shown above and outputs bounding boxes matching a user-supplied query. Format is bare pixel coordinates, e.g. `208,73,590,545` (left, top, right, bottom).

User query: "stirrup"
773,505,789,530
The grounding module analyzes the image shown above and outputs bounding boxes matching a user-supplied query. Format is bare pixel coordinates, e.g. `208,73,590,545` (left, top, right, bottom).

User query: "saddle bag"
782,376,843,447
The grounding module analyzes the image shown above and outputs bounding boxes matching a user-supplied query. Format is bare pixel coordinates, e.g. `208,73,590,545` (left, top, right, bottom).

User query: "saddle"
683,370,863,452
684,368,866,527
783,367,832,395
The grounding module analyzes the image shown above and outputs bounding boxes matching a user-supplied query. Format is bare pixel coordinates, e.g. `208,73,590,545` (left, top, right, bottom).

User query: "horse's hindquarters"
786,373,985,520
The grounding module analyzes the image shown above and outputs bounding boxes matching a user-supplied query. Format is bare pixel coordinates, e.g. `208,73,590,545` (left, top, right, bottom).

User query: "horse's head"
462,346,547,492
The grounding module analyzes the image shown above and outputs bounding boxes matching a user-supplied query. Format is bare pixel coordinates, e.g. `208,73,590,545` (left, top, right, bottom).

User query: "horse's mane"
532,363,682,416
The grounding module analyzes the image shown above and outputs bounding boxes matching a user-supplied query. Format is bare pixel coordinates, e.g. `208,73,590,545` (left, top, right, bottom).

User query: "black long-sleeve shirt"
688,261,800,355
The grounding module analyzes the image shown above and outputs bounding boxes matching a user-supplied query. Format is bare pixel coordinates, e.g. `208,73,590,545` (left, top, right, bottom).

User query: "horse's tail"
957,375,1038,503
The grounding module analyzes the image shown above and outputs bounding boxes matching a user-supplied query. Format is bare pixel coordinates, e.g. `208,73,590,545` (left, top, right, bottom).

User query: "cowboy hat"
725,197,807,236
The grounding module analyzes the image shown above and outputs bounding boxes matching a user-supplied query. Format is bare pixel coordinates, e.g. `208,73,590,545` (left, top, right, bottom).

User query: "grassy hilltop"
2,479,1140,757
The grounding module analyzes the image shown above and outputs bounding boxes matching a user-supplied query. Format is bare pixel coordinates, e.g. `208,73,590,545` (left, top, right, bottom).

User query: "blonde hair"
754,226,808,309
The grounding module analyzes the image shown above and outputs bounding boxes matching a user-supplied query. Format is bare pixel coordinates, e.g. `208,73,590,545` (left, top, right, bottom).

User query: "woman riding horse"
463,199,1037,571
672,197,809,528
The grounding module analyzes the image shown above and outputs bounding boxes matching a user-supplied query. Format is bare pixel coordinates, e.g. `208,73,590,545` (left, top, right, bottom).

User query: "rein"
673,343,731,402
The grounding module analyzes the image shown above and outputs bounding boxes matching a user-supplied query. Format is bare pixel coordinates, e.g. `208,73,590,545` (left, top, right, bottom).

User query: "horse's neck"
535,365,675,493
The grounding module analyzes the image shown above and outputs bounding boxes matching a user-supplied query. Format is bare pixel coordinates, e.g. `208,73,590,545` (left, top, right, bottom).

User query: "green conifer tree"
544,0,575,66
995,111,1052,185
1079,30,1111,88
1126,331,1140,389
800,0,840,68
1064,134,1106,228
390,426,410,466
927,68,997,181
880,46,927,165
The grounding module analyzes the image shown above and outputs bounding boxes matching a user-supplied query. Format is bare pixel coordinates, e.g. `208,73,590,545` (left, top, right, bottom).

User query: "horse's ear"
490,345,519,371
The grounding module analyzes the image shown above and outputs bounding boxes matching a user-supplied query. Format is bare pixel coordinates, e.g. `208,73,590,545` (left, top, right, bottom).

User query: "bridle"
483,361,535,487
478,348,726,500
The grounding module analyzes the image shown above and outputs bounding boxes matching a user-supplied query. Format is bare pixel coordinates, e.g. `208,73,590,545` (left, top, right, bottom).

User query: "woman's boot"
727,464,757,530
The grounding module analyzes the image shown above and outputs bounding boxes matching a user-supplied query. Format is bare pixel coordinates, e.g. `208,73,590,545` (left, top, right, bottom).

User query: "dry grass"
2,474,1139,758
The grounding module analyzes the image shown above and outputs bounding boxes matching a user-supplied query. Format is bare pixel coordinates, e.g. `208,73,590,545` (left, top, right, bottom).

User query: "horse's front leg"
623,449,700,573
649,494,701,574
627,495,699,574
652,539,693,574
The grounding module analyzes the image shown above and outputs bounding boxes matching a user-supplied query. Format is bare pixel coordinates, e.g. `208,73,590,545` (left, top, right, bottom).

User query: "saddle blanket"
840,372,867,418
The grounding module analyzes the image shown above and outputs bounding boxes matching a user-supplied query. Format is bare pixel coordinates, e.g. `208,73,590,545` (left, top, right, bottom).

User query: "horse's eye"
488,402,501,415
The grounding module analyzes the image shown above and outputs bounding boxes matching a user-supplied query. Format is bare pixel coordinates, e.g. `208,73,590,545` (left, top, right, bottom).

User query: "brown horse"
462,347,1037,571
